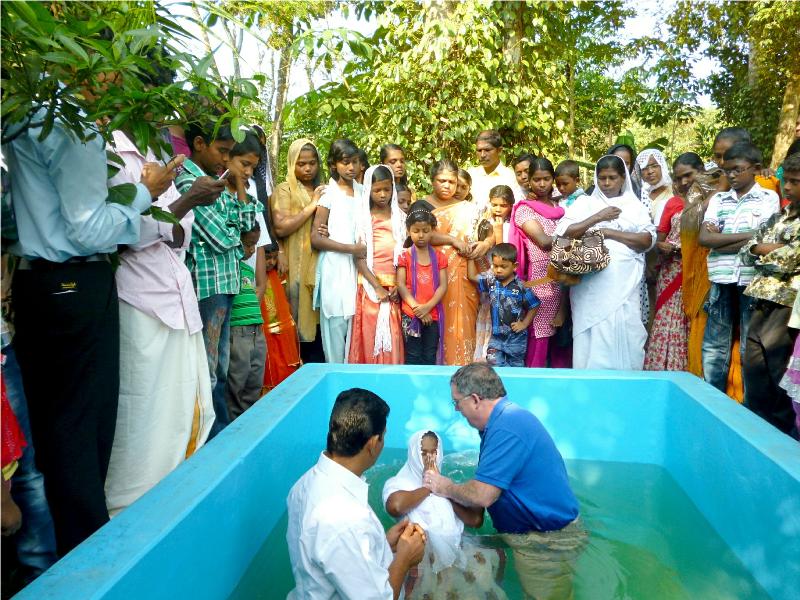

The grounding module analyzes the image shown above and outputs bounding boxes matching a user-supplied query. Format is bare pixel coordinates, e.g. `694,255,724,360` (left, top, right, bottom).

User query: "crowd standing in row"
1,94,799,590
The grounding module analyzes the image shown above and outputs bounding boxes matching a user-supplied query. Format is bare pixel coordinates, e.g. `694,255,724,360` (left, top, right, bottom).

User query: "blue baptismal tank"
16,365,800,599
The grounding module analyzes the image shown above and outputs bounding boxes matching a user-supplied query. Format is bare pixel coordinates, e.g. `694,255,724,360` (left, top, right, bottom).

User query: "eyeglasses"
641,163,661,173
721,166,753,178
452,392,478,409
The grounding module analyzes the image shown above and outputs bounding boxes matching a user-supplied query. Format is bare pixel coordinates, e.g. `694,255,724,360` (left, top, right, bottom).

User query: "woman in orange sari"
424,160,493,365
348,165,406,364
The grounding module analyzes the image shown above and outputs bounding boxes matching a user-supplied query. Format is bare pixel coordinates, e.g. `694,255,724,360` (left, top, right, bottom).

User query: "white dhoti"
105,302,214,516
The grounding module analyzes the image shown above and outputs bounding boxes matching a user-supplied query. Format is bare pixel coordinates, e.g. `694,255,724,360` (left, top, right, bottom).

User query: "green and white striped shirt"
175,159,261,300
703,183,780,285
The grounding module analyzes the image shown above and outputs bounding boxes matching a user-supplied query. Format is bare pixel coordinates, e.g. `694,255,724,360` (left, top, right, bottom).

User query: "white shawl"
636,149,673,225
382,431,465,573
555,156,656,334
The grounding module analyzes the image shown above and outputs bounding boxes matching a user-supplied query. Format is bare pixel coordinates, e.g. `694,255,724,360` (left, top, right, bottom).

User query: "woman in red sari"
260,245,302,392
644,153,702,371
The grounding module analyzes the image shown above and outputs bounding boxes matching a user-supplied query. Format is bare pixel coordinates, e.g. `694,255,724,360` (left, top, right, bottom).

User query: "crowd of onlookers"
1,96,798,592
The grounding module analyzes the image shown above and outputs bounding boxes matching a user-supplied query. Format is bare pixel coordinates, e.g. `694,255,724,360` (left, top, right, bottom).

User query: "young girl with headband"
396,203,449,364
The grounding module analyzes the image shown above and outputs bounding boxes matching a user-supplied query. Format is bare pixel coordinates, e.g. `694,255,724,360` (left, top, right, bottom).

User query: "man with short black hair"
287,388,426,599
468,129,522,208
425,363,583,599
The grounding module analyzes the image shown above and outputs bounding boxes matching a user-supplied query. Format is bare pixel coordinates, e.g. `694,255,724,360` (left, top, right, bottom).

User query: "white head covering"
355,164,406,356
592,154,638,205
635,149,673,216
553,155,656,336
382,430,465,573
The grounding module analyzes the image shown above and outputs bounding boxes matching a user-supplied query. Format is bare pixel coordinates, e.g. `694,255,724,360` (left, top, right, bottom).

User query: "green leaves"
1,0,261,152
144,205,181,225
107,183,139,206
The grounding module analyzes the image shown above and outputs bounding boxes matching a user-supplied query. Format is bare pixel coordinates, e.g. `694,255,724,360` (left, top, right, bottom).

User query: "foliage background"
2,0,798,192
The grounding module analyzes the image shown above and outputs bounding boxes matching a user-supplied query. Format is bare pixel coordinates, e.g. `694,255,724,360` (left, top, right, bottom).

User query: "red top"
1,363,26,472
658,196,685,234
397,248,449,320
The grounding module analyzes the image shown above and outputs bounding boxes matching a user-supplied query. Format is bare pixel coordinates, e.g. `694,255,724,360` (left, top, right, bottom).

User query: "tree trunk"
222,20,244,82
191,1,222,80
269,41,293,181
502,1,524,69
771,70,800,169
567,63,575,158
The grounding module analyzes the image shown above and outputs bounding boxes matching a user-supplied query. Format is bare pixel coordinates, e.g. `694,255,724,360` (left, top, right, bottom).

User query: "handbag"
549,229,611,275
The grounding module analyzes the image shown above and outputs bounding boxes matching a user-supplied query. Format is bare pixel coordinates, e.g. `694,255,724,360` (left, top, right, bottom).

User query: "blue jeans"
3,345,58,581
702,283,753,393
487,331,528,367
198,294,234,438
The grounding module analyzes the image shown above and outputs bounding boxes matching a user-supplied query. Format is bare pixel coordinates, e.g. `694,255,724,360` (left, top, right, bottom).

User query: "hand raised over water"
422,452,439,475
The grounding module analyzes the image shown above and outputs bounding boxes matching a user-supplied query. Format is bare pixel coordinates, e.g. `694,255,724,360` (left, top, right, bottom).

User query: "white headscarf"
355,165,406,356
555,155,656,334
382,430,465,573
635,149,673,221
592,155,636,203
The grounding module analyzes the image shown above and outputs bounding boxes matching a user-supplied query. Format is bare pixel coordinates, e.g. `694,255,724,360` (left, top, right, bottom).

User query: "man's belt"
17,254,111,271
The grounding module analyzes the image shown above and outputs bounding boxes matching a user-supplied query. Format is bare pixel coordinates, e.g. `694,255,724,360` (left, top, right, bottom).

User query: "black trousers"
403,316,439,365
12,262,119,556
299,325,326,364
744,300,797,434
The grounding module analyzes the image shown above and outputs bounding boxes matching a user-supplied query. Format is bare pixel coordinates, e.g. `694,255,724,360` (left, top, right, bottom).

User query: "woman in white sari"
383,431,507,599
555,155,656,370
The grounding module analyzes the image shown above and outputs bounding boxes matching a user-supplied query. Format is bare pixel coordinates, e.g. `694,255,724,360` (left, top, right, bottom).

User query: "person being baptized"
383,430,507,599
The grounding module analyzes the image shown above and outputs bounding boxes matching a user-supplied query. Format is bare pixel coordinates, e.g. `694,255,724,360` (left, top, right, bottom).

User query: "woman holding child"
556,155,656,370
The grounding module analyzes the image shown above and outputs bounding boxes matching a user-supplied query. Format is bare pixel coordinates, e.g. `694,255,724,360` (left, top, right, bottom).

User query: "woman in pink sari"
509,157,567,367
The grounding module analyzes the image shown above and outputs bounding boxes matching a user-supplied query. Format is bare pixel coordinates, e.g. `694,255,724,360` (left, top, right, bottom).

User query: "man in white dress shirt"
467,129,524,209
287,388,426,599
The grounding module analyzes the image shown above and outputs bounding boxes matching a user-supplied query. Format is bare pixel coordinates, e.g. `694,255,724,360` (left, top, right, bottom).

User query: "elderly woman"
555,155,656,369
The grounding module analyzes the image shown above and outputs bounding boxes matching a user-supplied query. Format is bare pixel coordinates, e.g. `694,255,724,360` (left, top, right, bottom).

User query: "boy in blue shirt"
468,243,539,367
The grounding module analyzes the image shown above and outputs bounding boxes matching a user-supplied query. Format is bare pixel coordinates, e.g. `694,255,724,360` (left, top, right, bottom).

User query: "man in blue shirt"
424,363,585,599
4,113,184,556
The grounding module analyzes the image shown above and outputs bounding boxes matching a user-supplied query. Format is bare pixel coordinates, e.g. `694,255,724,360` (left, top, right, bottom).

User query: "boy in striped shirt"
699,142,780,392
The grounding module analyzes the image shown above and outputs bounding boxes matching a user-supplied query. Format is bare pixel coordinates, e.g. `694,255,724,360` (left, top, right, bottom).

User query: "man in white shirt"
287,388,426,599
467,130,524,209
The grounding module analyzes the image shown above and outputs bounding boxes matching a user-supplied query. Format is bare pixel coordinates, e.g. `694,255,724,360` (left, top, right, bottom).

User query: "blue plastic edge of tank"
15,365,800,599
